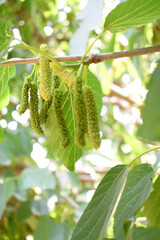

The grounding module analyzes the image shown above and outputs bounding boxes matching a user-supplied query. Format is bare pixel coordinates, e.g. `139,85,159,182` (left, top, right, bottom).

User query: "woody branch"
0,44,160,66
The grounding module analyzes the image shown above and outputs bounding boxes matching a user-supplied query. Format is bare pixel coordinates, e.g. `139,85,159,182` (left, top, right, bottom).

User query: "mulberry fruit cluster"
30,82,44,136
74,77,101,150
39,44,52,101
74,76,86,148
18,64,70,145
53,89,70,147
18,76,31,114
83,85,101,150
18,44,101,151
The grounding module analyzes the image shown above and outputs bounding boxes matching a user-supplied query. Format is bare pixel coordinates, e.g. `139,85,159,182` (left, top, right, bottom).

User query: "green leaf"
137,60,160,141
87,70,103,117
18,166,56,190
0,127,33,166
0,20,13,54
0,64,16,98
34,216,73,240
71,165,128,240
0,125,4,144
0,180,15,218
17,201,32,221
113,164,154,240
144,175,160,227
133,227,160,240
45,90,83,171
0,85,10,110
31,198,51,216
104,0,160,33
45,70,102,171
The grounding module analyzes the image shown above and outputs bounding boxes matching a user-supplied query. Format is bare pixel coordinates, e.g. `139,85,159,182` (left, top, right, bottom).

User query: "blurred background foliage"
0,0,160,239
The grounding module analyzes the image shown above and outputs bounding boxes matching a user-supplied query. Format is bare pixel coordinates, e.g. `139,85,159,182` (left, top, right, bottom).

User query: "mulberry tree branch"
0,44,160,66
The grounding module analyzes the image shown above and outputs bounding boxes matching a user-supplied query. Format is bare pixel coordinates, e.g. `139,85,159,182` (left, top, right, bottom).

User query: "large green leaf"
137,60,160,141
0,127,33,166
34,216,73,240
133,227,160,240
45,70,102,171
113,164,154,240
104,0,160,33
0,20,13,54
18,166,56,190
45,90,83,171
0,64,16,98
144,175,160,227
71,165,128,240
0,180,15,218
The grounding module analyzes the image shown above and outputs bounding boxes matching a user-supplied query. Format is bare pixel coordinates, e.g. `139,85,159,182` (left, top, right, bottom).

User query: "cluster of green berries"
18,44,70,147
18,44,101,150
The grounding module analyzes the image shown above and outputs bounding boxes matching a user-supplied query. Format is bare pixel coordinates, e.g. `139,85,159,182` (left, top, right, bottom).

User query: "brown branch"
0,44,160,66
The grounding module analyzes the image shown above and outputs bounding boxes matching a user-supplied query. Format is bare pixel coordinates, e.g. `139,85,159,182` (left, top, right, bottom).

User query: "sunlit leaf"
0,85,10,110
0,64,16,98
144,175,160,227
71,165,128,240
0,20,13,55
113,164,154,240
104,0,160,32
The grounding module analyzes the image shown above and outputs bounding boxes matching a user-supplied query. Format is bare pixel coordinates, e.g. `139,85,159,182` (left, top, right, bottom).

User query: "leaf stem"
129,145,160,167
81,29,106,63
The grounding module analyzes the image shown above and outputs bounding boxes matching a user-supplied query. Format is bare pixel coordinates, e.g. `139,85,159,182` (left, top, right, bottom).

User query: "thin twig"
0,44,160,66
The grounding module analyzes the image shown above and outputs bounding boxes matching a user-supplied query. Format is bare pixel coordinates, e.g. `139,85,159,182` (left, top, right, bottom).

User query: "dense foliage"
0,0,160,239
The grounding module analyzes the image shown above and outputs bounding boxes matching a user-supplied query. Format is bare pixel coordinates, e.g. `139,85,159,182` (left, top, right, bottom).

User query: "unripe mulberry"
39,100,52,125
74,76,86,148
18,76,31,115
53,72,60,89
39,44,51,101
53,89,70,147
39,73,61,124
30,82,44,136
83,85,101,150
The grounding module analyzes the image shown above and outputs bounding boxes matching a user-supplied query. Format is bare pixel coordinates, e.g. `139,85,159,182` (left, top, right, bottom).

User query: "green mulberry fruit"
39,100,52,124
83,85,101,150
30,82,44,136
18,76,31,115
74,76,86,148
39,73,60,124
39,44,51,101
53,89,70,147
53,72,60,89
